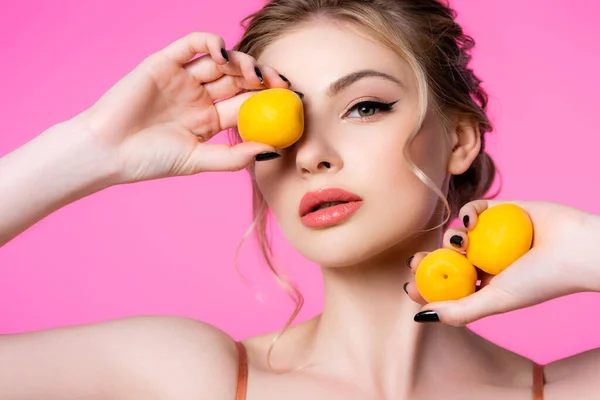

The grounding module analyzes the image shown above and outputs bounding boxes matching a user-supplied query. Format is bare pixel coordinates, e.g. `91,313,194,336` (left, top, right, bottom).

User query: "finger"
416,248,570,326
458,199,490,229
184,49,252,83
460,199,536,230
441,229,493,290
407,251,429,274
415,284,510,326
203,75,253,101
182,91,254,142
160,32,227,66
214,91,256,130
443,228,468,252
186,49,291,90
258,64,292,88
185,48,290,98
182,141,277,174
205,73,289,101
183,52,226,84
227,51,266,86
403,281,427,306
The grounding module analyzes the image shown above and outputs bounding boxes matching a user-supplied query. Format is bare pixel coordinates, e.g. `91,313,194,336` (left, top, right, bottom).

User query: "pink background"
1,0,599,365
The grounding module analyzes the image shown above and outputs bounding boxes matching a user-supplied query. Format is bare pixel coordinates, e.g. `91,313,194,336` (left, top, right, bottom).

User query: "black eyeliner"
345,99,399,117
355,100,398,111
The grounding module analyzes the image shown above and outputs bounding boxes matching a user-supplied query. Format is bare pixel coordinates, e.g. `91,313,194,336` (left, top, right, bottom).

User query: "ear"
447,117,481,175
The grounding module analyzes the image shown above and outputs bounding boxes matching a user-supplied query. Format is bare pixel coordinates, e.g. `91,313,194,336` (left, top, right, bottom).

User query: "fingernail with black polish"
278,74,290,85
414,311,440,323
406,255,414,268
254,66,264,84
403,282,409,295
220,48,229,63
450,235,463,248
255,152,280,161
462,215,470,228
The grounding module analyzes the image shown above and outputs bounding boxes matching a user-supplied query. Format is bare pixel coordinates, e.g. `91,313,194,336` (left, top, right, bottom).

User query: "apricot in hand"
415,204,533,302
237,88,304,148
466,204,533,275
415,248,478,303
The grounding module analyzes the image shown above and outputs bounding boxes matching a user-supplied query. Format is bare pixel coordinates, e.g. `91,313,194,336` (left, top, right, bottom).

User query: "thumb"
417,284,515,327
415,248,568,326
179,141,277,174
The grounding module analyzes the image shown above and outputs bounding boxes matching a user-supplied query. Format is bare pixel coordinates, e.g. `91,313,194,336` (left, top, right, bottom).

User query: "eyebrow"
327,69,404,97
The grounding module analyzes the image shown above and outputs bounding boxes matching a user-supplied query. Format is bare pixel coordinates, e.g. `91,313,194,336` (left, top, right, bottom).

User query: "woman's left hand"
405,200,600,326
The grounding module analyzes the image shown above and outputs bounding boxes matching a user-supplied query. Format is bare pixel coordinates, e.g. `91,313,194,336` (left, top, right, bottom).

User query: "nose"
294,132,343,176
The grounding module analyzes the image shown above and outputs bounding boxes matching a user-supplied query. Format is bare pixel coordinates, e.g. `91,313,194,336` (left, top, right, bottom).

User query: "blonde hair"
229,0,496,371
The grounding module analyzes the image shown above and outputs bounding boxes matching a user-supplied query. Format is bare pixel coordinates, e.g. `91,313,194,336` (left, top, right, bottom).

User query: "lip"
299,187,364,228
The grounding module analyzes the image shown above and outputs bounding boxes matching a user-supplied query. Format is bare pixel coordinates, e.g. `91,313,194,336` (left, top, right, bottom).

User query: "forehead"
257,19,416,94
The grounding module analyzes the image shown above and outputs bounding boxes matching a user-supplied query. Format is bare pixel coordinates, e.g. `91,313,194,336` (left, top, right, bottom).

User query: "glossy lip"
298,187,362,217
298,187,364,228
301,202,364,228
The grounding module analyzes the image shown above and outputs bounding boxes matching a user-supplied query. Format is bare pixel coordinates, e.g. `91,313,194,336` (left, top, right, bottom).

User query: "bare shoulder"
0,315,239,400
543,347,600,399
99,315,240,399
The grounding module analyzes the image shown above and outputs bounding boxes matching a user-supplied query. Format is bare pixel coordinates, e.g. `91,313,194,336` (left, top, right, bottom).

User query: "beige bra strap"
234,341,248,400
532,362,545,400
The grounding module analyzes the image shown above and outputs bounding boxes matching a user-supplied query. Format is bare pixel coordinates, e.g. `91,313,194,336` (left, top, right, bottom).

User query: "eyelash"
344,100,398,120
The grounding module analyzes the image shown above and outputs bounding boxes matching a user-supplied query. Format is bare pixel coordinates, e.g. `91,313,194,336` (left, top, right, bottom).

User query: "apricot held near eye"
237,88,304,149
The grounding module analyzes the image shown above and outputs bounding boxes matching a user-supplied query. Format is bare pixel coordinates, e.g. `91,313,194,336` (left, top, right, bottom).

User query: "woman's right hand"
75,32,289,185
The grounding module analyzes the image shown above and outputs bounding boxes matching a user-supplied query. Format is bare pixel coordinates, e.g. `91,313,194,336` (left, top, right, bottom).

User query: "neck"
299,230,440,394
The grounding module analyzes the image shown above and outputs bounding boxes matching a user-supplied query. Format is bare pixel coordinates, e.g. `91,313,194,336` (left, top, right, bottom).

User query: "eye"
345,100,398,119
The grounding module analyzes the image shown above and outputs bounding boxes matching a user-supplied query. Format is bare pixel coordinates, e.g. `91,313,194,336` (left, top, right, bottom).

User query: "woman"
1,0,599,398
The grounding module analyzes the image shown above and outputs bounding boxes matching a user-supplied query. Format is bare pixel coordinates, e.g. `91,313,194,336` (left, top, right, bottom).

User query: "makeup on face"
298,187,364,228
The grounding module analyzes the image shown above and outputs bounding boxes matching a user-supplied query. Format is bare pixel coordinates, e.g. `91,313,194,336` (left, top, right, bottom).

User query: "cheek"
359,120,448,229
352,122,446,185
